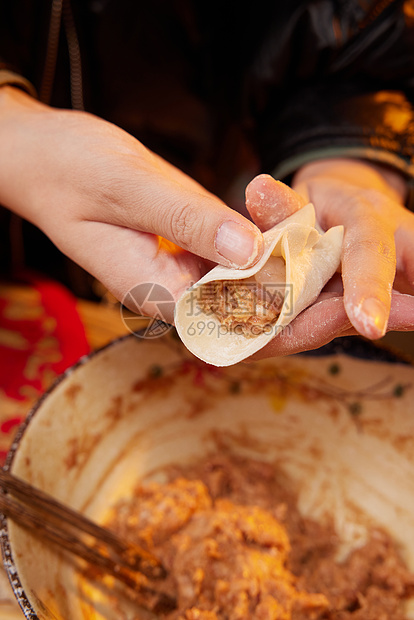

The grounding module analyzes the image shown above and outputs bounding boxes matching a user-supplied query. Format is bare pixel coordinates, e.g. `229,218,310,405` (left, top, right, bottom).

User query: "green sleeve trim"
272,146,414,211
272,146,414,181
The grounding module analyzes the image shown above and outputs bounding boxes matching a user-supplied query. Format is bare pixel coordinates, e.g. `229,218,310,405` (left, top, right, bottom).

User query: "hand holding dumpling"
245,160,414,359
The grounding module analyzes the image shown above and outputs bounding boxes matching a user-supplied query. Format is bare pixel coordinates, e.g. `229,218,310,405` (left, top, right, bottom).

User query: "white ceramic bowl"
2,332,414,619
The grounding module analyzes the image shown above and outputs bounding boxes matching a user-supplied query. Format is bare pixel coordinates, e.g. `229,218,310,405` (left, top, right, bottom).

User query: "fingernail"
359,297,388,338
215,221,261,267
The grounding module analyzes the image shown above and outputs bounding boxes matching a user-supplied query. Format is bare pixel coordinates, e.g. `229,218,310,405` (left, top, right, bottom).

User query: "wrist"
0,86,49,222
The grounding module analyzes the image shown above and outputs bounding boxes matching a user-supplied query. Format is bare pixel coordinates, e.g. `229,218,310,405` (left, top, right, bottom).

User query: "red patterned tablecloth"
0,275,133,616
0,275,90,465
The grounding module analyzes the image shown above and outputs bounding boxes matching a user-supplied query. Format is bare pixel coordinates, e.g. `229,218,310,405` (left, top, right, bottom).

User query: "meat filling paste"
107,454,414,619
196,255,287,337
197,280,283,337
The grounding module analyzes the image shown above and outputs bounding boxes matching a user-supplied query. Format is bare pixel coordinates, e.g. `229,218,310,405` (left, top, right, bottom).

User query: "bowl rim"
0,332,411,619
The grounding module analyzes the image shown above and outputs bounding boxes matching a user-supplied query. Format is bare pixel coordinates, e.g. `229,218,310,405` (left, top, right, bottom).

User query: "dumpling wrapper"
175,203,344,367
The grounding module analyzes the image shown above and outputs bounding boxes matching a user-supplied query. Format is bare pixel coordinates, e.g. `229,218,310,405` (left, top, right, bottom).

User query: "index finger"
248,295,353,359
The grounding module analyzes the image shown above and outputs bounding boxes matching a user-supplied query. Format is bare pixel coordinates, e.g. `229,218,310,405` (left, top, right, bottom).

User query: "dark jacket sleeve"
249,0,414,202
0,0,49,97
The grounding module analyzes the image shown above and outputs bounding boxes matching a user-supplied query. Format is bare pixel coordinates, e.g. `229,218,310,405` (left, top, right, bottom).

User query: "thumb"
110,173,265,269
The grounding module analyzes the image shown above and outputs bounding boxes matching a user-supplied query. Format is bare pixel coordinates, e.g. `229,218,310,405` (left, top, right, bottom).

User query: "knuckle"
168,201,202,247
348,187,397,218
357,238,395,262
344,238,396,277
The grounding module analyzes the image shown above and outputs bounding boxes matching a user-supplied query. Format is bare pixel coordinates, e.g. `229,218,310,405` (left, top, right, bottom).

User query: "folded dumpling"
175,204,344,366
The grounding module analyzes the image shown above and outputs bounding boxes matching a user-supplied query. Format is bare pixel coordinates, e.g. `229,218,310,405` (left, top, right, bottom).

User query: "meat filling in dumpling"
198,256,286,337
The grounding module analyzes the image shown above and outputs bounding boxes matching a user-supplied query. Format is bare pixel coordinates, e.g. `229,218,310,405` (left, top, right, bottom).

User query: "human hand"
245,159,414,358
0,87,264,323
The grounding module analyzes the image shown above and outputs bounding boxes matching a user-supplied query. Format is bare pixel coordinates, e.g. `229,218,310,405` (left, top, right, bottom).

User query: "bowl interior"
3,333,414,619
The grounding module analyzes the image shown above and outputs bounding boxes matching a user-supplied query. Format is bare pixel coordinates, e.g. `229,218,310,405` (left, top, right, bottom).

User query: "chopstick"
0,468,176,614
